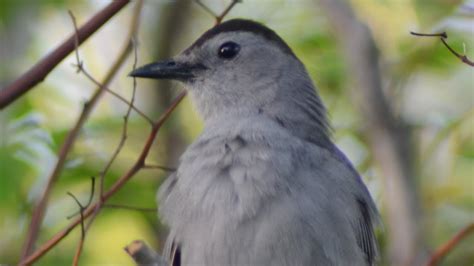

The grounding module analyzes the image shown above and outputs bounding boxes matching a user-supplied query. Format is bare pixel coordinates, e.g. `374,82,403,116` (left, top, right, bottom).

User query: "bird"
130,18,379,266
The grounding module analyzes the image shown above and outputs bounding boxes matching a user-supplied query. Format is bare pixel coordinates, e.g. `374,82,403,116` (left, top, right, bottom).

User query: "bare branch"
194,0,242,24
103,204,157,213
410,31,474,67
125,240,167,266
19,1,239,264
67,177,95,266
69,10,152,124
410,31,447,38
0,0,130,109
440,38,474,66
216,0,242,24
66,192,86,239
19,91,186,266
67,177,96,220
143,164,176,172
195,0,218,18
19,2,141,262
69,10,84,73
68,3,144,265
426,223,474,266
80,69,153,124
98,63,138,198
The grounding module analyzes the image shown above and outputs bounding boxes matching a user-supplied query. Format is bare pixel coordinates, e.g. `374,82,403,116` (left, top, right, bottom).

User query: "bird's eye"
218,42,240,59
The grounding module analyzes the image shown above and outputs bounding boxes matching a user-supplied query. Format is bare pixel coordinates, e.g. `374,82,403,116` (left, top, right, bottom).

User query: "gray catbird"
130,19,379,266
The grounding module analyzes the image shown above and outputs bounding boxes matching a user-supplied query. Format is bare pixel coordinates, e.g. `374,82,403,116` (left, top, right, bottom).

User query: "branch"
410,31,474,67
68,9,152,124
66,192,86,266
426,223,474,266
66,2,144,264
19,1,140,261
410,32,448,38
125,240,167,266
67,177,95,266
0,0,130,109
66,177,96,220
78,67,153,124
216,0,242,24
19,91,186,266
103,204,156,213
19,1,240,264
143,164,176,172
194,0,242,24
96,33,141,199
195,0,218,18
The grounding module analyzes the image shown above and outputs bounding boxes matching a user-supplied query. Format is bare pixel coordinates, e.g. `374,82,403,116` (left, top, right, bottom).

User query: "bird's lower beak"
129,59,205,81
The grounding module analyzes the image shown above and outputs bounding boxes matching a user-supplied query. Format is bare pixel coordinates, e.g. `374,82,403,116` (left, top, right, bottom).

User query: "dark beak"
129,59,204,81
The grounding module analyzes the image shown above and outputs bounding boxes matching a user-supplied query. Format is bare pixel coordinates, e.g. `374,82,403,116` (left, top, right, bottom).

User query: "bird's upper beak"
129,59,205,81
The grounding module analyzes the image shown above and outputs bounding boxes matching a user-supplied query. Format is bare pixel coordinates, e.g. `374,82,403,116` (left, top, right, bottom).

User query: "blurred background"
0,0,472,265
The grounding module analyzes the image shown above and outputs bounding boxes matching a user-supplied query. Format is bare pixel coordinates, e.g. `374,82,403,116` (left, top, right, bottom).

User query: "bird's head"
131,19,329,140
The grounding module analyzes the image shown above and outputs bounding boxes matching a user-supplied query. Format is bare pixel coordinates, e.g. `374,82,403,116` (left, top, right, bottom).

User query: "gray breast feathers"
157,118,378,265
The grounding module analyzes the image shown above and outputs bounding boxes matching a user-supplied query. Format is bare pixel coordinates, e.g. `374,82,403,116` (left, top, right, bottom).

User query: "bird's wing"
331,145,379,265
157,172,182,266
354,197,378,265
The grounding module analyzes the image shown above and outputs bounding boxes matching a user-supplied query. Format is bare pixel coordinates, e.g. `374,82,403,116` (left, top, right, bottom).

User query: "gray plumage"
131,19,379,266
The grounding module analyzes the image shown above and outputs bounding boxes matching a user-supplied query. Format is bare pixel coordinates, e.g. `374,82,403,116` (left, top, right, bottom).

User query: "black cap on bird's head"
129,19,296,81
183,19,296,57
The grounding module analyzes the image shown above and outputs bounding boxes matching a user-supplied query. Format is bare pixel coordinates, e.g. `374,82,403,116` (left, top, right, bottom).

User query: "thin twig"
143,164,176,172
410,31,474,67
69,10,152,124
68,177,95,266
95,22,140,205
67,177,96,220
426,223,474,266
66,192,86,240
68,2,144,265
194,0,242,25
216,0,242,24
19,13,137,264
103,204,157,212
440,38,474,66
0,0,130,109
80,69,153,124
98,61,138,198
69,11,151,124
69,10,84,73
194,0,218,18
410,31,447,38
